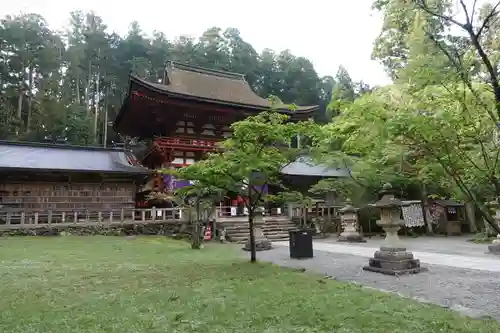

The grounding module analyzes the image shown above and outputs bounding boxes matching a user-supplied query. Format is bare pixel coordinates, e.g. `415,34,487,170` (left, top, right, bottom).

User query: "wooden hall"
0,141,150,224
113,61,318,197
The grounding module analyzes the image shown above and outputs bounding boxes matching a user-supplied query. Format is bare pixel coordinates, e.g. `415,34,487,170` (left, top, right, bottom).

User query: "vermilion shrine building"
113,61,321,207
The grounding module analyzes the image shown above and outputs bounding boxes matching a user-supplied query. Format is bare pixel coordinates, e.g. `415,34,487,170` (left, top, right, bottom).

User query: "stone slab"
242,238,272,251
366,256,424,271
379,246,408,252
337,235,366,243
363,265,428,276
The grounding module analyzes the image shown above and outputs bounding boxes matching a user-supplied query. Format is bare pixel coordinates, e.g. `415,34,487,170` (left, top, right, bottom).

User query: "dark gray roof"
0,141,150,174
132,62,318,113
280,157,349,178
433,199,464,207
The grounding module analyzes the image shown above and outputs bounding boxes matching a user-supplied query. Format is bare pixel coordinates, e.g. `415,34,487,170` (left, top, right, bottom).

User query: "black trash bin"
289,229,313,259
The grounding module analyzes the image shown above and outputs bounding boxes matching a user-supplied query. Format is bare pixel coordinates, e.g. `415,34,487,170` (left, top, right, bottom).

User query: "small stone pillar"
363,183,427,275
487,198,500,254
338,199,365,242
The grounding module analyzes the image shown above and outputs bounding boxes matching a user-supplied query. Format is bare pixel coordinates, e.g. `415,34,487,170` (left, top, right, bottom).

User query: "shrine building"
113,61,321,205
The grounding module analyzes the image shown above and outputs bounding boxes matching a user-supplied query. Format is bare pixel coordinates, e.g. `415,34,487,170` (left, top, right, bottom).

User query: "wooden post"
34,212,39,225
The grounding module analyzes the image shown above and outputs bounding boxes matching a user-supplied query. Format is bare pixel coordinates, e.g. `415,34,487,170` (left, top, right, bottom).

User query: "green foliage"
310,178,375,206
326,66,372,120
388,84,499,201
0,11,328,145
168,111,317,213
317,85,417,199
372,0,452,80
319,80,499,223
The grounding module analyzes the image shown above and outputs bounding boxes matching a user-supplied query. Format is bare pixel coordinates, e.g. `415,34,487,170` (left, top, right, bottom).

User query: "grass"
0,236,498,333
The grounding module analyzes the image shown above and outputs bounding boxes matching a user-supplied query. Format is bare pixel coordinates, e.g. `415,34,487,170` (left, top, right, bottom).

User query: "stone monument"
338,199,365,242
363,183,427,275
487,198,500,254
242,216,272,251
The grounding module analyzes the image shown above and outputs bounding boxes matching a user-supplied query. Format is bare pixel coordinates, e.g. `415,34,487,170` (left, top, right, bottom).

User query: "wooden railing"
0,204,345,229
154,137,218,151
215,205,294,218
0,207,188,229
214,204,344,218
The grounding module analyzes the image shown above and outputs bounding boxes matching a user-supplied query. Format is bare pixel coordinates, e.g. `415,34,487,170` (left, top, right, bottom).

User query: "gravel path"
255,246,500,320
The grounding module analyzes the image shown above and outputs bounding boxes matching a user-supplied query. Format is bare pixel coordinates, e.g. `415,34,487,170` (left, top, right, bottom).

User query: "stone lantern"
363,183,427,275
487,198,500,254
338,199,365,243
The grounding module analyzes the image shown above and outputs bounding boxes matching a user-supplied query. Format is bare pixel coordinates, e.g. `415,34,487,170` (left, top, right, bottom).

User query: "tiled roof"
280,157,349,178
130,62,318,113
0,141,150,174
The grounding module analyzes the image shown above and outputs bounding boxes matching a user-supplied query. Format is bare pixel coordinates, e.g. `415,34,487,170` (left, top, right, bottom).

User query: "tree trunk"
16,83,23,120
103,97,108,147
85,59,92,114
76,73,81,104
16,86,23,135
476,199,499,232
26,66,33,133
94,69,100,144
465,201,477,233
191,199,202,249
248,212,256,262
191,221,201,249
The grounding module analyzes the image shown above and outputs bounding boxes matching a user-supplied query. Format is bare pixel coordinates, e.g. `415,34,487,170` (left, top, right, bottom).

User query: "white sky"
2,0,392,86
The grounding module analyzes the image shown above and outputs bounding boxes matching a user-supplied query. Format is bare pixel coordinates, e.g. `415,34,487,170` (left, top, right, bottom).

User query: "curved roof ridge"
130,73,318,113
167,61,246,81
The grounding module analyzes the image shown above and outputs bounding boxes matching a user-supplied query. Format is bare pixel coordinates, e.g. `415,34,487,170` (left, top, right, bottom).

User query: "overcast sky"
2,0,392,86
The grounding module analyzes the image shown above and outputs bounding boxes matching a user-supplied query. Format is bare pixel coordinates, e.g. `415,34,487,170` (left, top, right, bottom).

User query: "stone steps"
217,217,296,243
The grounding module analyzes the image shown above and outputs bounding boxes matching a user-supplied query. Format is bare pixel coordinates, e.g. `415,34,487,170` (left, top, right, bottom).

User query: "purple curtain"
162,174,191,190
252,184,268,194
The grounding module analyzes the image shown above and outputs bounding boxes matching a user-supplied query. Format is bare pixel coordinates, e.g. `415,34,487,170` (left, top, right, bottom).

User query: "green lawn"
0,236,498,333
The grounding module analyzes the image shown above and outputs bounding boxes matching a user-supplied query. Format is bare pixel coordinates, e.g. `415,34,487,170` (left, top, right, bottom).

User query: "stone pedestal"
338,233,365,243
363,183,427,276
363,246,427,275
242,227,272,251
